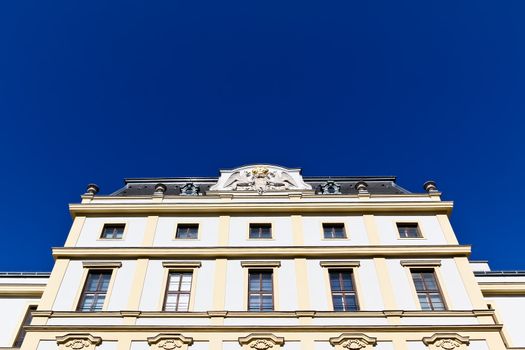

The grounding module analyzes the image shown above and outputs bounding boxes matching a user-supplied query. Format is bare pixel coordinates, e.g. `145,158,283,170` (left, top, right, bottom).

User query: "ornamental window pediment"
329,333,377,350
147,333,193,350
238,333,285,350
422,333,469,350
56,334,102,350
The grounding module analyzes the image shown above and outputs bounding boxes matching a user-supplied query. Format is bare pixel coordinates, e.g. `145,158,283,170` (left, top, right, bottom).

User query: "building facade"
1,165,524,350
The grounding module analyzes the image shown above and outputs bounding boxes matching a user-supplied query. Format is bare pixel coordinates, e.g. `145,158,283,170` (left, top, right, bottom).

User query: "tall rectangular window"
77,270,112,312
248,270,274,311
411,269,446,311
397,223,422,238
249,224,272,239
13,305,37,348
175,224,199,239
164,272,193,311
329,269,359,311
100,224,125,239
323,223,346,239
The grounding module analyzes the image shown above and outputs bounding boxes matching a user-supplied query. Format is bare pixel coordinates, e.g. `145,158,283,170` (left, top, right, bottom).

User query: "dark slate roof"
110,176,412,196
0,272,50,277
474,271,525,277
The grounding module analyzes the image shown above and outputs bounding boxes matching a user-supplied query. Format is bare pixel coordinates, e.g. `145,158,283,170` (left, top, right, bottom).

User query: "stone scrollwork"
329,333,377,350
238,333,285,350
422,333,470,350
56,334,102,350
319,180,341,194
148,333,194,350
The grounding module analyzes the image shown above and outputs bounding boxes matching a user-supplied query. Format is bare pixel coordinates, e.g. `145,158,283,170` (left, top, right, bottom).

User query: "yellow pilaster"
373,258,397,309
212,259,228,310
291,215,304,245
63,216,86,247
295,258,310,309
142,216,159,246
38,259,70,310
126,259,149,309
218,215,230,245
363,214,380,244
437,214,459,244
454,257,487,309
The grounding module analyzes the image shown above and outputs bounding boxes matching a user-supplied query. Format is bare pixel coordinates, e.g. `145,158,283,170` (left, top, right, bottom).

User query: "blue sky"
0,1,523,271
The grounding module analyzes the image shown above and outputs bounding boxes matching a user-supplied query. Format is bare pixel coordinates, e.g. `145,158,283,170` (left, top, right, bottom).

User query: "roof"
110,176,412,196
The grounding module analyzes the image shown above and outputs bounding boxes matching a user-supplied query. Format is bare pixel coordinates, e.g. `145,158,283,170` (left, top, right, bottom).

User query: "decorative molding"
147,333,193,350
210,165,312,193
320,261,360,268
422,333,470,350
329,333,377,350
54,245,471,260
82,261,122,269
400,260,441,267
180,183,200,196
319,181,342,195
162,261,202,269
241,261,281,268
238,333,285,350
56,334,102,350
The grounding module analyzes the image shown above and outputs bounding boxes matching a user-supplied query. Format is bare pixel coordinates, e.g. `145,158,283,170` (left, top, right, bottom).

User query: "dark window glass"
329,269,359,311
323,223,346,239
411,269,446,311
164,272,192,311
397,223,421,238
248,270,274,311
249,224,272,239
101,224,125,239
176,224,199,239
13,305,37,347
77,270,112,312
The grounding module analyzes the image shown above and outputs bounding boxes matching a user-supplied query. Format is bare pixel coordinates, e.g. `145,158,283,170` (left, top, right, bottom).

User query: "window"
163,272,193,311
411,269,446,311
329,269,359,311
176,224,199,239
77,270,112,312
248,270,274,311
249,224,272,239
100,224,125,239
13,305,37,348
323,223,346,239
397,223,422,238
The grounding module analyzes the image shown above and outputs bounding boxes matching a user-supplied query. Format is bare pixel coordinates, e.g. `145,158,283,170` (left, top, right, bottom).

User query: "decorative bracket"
238,333,285,350
148,333,194,350
422,333,470,350
56,334,102,350
329,333,377,350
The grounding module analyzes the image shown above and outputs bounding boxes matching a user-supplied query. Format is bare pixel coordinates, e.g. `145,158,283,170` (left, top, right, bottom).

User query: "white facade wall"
76,217,148,247
375,215,447,245
228,216,293,246
302,216,369,246
488,296,525,347
0,297,39,347
153,217,220,246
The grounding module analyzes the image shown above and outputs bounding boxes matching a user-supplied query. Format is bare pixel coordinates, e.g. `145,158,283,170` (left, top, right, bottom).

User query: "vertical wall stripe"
141,216,159,246
64,216,86,247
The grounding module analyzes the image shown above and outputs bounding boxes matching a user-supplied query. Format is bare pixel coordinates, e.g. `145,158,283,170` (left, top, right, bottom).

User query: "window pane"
176,225,199,239
249,275,260,291
332,295,344,311
80,295,95,311
261,295,273,310
430,294,445,310
418,294,431,310
101,224,125,239
249,224,272,239
93,295,105,311
249,295,261,311
180,274,192,292
329,272,341,290
177,294,190,311
168,274,181,291
324,224,346,239
344,295,358,311
397,224,420,238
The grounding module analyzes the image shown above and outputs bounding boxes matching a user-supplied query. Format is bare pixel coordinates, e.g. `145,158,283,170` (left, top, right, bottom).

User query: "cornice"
69,200,453,217
34,309,495,318
52,245,471,259
0,284,46,297
479,282,525,295
26,324,503,333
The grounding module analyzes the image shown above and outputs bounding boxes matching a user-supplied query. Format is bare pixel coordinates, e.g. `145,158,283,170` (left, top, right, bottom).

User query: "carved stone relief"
180,183,200,196
238,333,285,350
319,180,341,194
329,333,377,350
148,333,193,350
56,334,102,350
422,333,470,350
